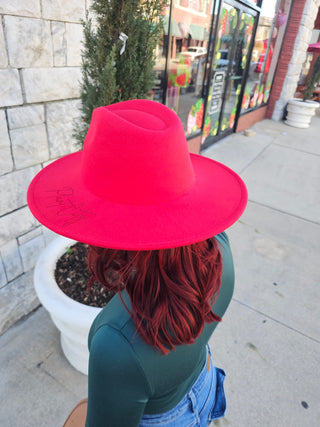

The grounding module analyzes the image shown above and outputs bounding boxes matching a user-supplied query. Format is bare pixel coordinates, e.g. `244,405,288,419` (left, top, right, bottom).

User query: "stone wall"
272,0,320,120
0,0,89,334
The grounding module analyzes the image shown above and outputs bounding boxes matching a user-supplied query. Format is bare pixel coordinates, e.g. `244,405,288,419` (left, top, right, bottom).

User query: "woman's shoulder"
215,231,230,247
88,291,134,349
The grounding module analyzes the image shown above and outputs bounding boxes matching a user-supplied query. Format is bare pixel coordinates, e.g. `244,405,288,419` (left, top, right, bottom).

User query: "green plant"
303,54,320,101
65,247,74,255
75,0,167,146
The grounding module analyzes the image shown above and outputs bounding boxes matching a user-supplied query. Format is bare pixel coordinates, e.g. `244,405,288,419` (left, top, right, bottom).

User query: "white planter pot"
34,236,102,375
285,98,319,128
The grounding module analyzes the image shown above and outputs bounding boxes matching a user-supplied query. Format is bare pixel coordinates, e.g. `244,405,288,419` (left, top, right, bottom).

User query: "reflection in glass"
164,1,213,135
206,4,240,138
241,0,291,113
221,12,254,131
152,9,170,104
204,2,256,143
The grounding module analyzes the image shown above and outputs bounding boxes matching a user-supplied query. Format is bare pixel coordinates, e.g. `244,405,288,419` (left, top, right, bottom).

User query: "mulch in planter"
55,242,115,308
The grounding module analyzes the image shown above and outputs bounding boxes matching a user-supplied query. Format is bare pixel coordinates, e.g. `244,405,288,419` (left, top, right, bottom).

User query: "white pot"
285,98,319,128
34,236,102,375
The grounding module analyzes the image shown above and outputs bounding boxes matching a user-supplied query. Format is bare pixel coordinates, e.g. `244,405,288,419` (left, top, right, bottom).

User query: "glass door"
202,0,258,148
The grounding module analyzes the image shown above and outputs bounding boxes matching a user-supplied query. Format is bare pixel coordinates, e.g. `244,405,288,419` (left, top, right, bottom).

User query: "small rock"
244,129,256,137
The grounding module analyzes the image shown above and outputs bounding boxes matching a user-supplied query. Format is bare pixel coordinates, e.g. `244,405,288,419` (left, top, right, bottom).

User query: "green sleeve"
85,325,152,427
211,231,235,319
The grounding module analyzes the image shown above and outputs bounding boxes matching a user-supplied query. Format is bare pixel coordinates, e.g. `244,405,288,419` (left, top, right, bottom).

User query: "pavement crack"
273,142,320,158
248,200,320,226
238,143,272,175
233,298,320,344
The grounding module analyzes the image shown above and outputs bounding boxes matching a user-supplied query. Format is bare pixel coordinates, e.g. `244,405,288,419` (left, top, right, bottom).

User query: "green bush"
75,0,167,146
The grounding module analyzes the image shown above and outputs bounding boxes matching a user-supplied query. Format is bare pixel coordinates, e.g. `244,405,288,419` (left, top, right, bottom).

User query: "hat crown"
81,100,195,205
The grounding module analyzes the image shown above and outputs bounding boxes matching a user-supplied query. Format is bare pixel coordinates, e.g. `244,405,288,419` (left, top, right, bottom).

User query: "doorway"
201,0,258,149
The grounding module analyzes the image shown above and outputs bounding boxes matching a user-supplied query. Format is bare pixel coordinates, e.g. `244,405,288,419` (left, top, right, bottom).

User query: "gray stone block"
18,227,42,245
0,257,6,288
47,99,81,157
22,67,81,103
7,104,44,129
4,16,53,68
0,165,41,217
52,21,67,67
0,270,39,335
42,226,60,246
0,207,38,246
0,20,8,68
0,69,23,107
10,124,49,169
0,239,23,282
42,0,85,23
0,0,41,18
19,234,45,272
0,110,13,176
66,23,83,67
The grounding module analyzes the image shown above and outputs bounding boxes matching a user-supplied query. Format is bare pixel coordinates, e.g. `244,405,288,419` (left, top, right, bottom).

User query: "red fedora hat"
27,100,247,249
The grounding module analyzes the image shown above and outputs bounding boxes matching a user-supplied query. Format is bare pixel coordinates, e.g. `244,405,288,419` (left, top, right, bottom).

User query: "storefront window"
152,7,171,104
164,1,213,135
203,1,257,145
241,0,291,113
153,0,292,147
297,53,313,87
245,0,259,6
297,29,320,88
220,11,255,131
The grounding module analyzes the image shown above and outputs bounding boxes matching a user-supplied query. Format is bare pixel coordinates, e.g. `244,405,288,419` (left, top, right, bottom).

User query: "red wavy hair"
87,237,222,354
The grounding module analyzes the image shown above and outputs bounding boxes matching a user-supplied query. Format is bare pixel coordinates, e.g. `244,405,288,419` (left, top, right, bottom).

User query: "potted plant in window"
32,0,166,375
285,54,320,128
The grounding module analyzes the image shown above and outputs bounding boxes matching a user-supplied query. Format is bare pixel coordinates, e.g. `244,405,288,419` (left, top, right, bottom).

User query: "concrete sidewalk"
1,115,319,427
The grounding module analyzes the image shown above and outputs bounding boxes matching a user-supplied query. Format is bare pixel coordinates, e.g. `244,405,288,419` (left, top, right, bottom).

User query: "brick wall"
267,0,320,120
0,0,90,334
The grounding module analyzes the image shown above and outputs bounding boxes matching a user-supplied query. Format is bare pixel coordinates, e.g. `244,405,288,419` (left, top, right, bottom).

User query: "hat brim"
27,152,247,249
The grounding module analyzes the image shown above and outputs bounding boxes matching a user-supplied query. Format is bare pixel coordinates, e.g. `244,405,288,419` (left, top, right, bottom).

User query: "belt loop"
207,344,212,357
188,390,197,413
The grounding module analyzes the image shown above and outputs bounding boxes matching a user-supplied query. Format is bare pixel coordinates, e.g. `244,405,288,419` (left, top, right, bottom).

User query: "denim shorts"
139,347,226,426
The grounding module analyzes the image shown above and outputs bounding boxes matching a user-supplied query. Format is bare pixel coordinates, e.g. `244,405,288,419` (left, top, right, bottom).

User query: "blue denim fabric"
139,347,226,426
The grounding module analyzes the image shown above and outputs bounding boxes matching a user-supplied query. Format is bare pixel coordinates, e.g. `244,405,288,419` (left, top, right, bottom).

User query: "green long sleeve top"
85,232,234,427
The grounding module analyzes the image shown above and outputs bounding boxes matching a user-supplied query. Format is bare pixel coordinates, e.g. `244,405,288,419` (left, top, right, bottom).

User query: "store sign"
208,71,225,115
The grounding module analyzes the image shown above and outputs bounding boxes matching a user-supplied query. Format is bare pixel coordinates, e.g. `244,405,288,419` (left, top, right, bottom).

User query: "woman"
27,100,247,426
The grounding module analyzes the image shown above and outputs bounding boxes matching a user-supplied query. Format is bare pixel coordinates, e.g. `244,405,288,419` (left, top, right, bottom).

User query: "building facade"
153,0,320,151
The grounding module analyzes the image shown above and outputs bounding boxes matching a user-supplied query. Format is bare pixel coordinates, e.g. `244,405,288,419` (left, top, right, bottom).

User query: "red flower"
176,73,186,86
195,104,204,127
